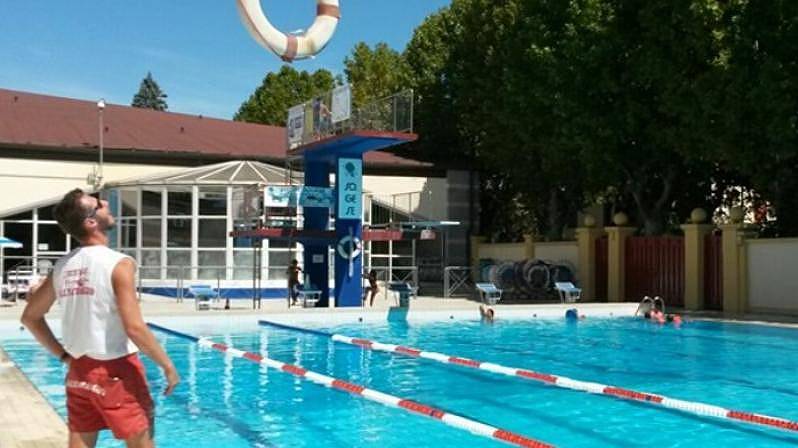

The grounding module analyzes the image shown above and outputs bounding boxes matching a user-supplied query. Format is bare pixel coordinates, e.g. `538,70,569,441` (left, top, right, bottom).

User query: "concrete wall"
746,238,798,313
477,242,528,262
0,158,178,216
535,241,579,278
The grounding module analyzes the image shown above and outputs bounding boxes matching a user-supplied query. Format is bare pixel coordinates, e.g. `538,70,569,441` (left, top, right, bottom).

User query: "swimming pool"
2,315,798,447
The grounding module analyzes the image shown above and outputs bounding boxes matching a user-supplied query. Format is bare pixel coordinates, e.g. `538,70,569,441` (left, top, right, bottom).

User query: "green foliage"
344,42,410,107
234,66,336,126
712,0,798,236
131,72,168,111
233,0,798,238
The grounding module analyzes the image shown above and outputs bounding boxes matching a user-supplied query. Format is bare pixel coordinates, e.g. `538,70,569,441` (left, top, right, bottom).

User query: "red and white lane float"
236,0,340,62
258,320,798,434
147,323,553,448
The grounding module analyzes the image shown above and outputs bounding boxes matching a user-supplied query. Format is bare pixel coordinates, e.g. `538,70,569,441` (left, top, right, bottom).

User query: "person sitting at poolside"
479,305,495,323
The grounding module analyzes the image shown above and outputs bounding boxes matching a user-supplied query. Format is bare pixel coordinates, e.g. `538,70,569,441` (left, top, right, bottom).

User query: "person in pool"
479,305,495,323
643,309,682,325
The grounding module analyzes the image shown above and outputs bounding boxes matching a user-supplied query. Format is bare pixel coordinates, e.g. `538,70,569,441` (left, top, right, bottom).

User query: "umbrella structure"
0,236,22,249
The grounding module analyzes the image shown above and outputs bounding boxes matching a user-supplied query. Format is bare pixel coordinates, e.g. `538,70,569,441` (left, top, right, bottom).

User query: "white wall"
0,158,179,215
747,238,798,312
362,175,448,221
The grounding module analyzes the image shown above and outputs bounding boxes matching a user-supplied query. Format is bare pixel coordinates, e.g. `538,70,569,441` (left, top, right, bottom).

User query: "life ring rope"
236,0,340,62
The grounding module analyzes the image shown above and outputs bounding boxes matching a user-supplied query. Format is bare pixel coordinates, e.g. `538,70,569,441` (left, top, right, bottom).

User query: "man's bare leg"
68,431,98,448
125,428,154,448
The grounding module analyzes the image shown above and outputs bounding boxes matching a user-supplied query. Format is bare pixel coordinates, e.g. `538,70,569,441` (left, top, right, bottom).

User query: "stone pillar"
523,234,535,259
575,226,604,301
606,226,635,302
721,223,748,314
680,223,714,311
470,235,486,281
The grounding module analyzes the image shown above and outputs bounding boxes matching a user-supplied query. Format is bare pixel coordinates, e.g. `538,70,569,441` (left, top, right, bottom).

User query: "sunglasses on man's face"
85,197,105,220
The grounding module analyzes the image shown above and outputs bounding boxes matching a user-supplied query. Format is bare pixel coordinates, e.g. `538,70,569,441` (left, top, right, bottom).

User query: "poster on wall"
337,158,362,220
287,104,305,146
331,85,351,124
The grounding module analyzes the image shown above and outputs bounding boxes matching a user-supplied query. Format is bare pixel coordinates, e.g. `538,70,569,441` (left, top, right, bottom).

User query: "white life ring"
337,235,362,259
236,0,341,62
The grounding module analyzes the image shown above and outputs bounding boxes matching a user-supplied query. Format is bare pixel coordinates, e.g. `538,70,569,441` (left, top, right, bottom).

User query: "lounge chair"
292,284,322,308
554,282,581,303
187,285,219,311
475,282,502,305
388,282,416,307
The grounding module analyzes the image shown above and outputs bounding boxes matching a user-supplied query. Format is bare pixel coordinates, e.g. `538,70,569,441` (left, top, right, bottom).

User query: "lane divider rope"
258,319,798,434
147,323,553,448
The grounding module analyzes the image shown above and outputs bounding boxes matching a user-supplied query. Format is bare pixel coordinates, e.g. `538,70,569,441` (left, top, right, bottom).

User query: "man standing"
286,259,302,306
21,189,179,448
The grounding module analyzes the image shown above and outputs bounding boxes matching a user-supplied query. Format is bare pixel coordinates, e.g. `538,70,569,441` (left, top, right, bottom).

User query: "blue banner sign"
265,186,334,208
337,158,362,220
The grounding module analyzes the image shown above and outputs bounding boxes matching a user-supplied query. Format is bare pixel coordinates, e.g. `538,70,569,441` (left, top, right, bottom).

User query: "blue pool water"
3,317,798,447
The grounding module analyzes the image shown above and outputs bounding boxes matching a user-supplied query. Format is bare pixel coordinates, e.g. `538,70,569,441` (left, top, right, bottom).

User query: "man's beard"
98,217,116,232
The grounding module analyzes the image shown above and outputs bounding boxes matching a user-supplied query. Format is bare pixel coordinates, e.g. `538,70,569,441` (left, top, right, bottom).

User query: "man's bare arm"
113,258,179,395
20,276,70,362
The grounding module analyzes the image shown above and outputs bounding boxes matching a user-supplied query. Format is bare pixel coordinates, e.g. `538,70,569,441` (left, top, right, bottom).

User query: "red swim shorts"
65,353,154,440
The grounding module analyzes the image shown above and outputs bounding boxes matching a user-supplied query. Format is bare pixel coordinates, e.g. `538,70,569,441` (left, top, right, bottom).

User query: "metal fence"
289,88,414,149
444,266,473,298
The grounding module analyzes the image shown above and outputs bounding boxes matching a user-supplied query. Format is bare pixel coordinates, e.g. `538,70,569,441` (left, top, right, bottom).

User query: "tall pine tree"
131,72,168,111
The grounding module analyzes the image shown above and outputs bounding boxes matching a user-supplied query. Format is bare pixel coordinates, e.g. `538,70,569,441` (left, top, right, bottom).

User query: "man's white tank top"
53,245,138,360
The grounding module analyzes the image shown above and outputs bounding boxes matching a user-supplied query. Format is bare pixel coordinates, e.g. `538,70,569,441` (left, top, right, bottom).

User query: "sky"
0,1,450,119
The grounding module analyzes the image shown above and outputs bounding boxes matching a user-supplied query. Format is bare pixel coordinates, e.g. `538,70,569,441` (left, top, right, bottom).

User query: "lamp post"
96,98,106,190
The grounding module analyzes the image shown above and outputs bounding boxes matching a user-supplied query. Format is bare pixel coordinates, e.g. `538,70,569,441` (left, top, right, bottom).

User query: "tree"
235,66,337,126
344,42,410,108
712,1,798,236
131,72,168,111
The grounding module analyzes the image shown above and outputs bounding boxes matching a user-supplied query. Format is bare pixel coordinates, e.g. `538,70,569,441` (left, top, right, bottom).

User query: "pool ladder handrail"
634,295,666,316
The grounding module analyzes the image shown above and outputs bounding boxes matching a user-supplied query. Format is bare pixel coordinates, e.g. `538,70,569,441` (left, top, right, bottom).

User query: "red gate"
595,236,608,301
703,233,723,310
625,237,684,307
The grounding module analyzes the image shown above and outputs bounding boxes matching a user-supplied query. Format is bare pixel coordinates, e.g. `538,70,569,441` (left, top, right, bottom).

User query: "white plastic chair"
475,283,502,305
555,282,582,303
188,285,218,311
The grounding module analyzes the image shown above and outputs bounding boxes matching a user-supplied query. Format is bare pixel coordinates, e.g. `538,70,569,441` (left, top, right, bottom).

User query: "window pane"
120,219,137,248
198,219,226,248
37,224,67,252
140,250,161,279
268,251,292,268
2,211,32,221
233,250,254,280
232,222,255,248
268,239,296,249
168,188,192,216
199,187,227,216
198,251,225,280
2,222,31,256
166,251,190,279
142,189,162,216
167,219,191,248
38,205,55,221
120,190,138,217
141,219,161,248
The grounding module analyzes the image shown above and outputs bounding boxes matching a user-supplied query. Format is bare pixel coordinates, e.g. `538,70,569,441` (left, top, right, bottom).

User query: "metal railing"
444,266,473,298
2,257,58,302
289,88,414,149
137,265,292,302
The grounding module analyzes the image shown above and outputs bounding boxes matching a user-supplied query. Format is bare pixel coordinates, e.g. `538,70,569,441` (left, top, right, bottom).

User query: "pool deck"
0,346,68,447
0,295,797,447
